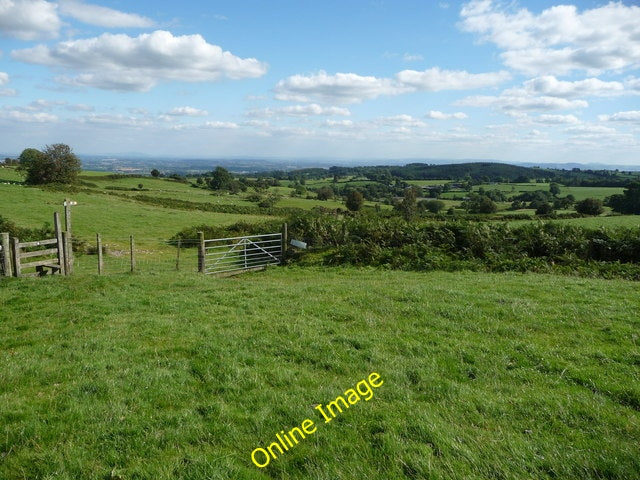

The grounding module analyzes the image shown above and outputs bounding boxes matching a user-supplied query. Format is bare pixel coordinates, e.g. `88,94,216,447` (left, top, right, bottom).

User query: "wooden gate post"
130,235,136,273
62,201,74,273
281,223,288,262
1,232,12,277
11,237,21,277
198,232,205,273
54,212,66,275
62,232,71,275
97,233,103,275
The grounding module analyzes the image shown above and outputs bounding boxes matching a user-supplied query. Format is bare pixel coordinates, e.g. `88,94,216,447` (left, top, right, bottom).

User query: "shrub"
575,198,603,216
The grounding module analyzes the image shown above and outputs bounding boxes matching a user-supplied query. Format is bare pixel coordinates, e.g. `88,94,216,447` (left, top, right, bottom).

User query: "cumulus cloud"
2,108,57,122
0,71,14,95
373,114,427,128
274,67,509,104
396,67,510,91
599,110,640,122
457,94,588,111
460,1,640,75
58,0,153,28
11,30,268,91
426,110,468,120
274,71,404,104
535,114,580,125
67,103,94,112
168,106,208,117
523,76,625,98
0,0,61,40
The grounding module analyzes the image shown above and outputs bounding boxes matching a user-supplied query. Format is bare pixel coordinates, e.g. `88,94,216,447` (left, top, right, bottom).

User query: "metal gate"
201,233,282,275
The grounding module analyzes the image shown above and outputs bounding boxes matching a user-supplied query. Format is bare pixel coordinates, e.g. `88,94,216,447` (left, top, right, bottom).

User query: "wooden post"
198,231,205,273
11,237,21,277
54,212,65,275
175,238,181,271
62,232,71,275
130,235,136,272
1,232,12,277
64,198,72,234
63,200,74,272
281,223,288,262
97,233,103,275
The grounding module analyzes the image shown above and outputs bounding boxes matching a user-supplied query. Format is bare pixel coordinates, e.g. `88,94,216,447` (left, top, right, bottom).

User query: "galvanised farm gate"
197,231,284,275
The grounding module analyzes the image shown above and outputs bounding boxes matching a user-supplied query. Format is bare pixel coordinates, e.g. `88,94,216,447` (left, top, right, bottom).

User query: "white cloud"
248,104,350,118
0,0,61,40
58,0,153,28
457,94,588,112
24,99,66,111
599,111,640,122
373,114,427,128
460,1,640,75
0,71,14,95
565,124,616,134
2,108,57,122
522,76,625,98
67,103,94,112
274,71,404,104
535,114,580,125
274,67,509,104
396,67,510,91
403,53,424,62
426,110,468,120
204,121,238,129
11,30,268,92
168,106,208,117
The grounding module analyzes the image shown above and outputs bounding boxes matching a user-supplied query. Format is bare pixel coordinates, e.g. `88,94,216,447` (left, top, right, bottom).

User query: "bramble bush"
285,213,640,279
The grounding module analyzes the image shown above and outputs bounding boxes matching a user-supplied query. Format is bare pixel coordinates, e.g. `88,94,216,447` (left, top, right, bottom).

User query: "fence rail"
201,232,283,275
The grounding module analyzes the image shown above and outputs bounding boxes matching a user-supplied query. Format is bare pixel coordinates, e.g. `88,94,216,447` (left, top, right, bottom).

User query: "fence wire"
72,237,201,276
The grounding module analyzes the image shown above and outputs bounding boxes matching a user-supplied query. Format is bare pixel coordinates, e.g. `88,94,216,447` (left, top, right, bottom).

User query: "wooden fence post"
1,232,12,277
198,231,205,273
54,212,66,275
62,202,74,273
130,235,136,272
176,238,181,271
12,237,21,277
281,223,288,262
62,232,71,275
97,233,103,275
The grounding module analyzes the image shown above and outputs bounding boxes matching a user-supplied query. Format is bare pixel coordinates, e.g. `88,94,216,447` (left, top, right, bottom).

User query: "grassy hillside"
1,268,638,479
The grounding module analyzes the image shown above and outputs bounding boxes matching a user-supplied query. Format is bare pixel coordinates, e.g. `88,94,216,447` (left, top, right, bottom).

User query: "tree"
419,199,445,214
316,186,334,201
208,166,234,191
575,198,604,216
150,168,160,177
345,190,364,211
395,186,420,219
463,194,498,214
18,144,81,185
549,182,561,196
607,182,640,214
535,202,554,215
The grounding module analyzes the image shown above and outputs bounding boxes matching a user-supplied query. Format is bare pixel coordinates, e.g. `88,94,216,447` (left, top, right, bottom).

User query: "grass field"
1,267,638,479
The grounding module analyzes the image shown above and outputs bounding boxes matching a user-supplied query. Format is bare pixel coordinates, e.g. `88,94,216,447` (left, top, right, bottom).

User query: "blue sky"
0,0,639,165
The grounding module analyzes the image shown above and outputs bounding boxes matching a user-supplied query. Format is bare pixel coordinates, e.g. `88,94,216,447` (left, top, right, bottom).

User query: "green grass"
1,267,638,479
0,184,272,249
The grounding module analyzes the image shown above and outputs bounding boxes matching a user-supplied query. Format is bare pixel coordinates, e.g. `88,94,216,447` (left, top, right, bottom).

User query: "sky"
0,0,639,165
